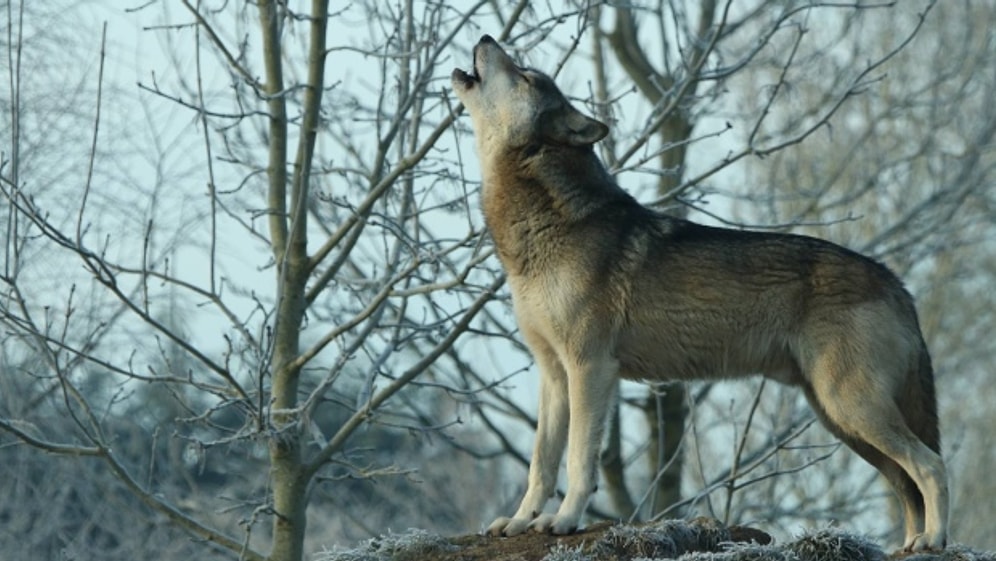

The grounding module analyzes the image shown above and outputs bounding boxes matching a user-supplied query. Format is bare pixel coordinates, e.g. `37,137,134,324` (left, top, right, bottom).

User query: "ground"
317,518,996,561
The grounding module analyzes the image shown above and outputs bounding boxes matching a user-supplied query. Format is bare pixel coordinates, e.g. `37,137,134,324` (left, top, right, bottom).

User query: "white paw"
902,532,946,553
528,512,578,535
486,516,532,537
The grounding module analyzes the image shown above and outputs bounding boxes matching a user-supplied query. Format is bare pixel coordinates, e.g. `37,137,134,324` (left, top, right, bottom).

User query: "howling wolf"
451,35,948,552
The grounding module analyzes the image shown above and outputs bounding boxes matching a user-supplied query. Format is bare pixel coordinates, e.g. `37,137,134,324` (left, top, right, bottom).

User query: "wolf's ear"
540,106,609,147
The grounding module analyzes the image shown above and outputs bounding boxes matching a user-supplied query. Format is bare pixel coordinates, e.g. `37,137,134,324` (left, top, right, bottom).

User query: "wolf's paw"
486,516,532,537
902,532,946,553
528,512,578,535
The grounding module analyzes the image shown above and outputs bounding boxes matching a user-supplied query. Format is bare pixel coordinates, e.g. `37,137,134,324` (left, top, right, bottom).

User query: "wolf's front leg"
487,342,569,536
529,355,619,535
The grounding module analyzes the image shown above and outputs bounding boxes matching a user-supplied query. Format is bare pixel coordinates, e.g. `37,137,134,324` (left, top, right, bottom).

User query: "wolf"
451,34,948,552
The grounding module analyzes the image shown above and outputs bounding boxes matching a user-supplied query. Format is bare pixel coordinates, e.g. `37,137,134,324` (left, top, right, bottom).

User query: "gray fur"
452,35,948,552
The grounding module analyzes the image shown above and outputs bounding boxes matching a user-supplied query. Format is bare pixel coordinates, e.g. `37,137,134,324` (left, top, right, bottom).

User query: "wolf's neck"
483,144,625,215
479,144,634,274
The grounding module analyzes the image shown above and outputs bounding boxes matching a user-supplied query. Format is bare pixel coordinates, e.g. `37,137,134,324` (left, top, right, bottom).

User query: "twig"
76,22,107,247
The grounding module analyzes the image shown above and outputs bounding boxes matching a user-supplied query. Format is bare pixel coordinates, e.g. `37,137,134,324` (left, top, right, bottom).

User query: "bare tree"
591,0,719,519
1,2,528,559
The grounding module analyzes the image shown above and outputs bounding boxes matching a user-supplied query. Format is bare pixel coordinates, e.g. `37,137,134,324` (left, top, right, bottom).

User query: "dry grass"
316,518,996,561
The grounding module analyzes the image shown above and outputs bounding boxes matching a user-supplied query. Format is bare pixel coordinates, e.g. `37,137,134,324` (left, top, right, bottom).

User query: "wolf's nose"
480,34,496,44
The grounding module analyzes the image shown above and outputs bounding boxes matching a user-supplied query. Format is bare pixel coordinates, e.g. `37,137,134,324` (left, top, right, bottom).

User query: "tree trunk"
605,1,715,518
644,384,687,517
259,1,329,559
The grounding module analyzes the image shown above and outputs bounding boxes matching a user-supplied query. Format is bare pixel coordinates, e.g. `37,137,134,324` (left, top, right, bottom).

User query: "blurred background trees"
1,1,992,560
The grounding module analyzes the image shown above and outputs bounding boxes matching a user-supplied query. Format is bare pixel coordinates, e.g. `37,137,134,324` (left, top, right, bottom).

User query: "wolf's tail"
905,341,941,454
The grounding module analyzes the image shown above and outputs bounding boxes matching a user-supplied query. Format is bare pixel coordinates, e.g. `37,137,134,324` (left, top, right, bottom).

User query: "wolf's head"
451,35,608,156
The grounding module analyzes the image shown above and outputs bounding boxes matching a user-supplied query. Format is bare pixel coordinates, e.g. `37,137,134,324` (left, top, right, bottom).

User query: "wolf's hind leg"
805,387,925,548
848,441,925,548
806,355,947,551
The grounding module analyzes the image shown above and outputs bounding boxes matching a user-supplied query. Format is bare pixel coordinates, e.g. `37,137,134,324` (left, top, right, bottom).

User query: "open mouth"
452,44,482,89
451,66,480,89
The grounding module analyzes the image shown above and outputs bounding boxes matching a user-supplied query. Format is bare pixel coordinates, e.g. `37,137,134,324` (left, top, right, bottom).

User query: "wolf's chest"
482,201,570,278
504,262,596,345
